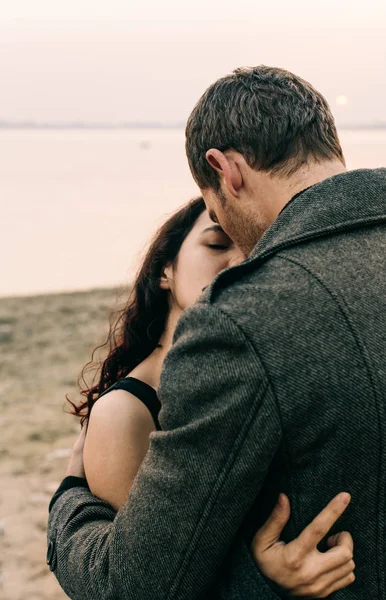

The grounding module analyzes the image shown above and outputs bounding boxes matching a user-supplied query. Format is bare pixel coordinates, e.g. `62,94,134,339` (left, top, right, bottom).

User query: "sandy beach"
0,286,124,599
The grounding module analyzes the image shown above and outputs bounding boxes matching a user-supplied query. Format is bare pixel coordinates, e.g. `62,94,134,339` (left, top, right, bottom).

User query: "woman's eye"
208,244,229,250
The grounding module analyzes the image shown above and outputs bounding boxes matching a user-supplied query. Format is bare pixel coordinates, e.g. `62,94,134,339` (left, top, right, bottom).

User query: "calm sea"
1,129,386,297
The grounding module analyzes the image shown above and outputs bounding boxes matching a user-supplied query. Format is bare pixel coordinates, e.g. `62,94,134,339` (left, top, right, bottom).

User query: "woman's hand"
65,419,88,478
252,492,355,598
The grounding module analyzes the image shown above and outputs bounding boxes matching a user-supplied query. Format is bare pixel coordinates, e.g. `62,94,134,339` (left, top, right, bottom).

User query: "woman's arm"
64,396,356,598
47,302,355,600
83,389,156,511
58,425,355,599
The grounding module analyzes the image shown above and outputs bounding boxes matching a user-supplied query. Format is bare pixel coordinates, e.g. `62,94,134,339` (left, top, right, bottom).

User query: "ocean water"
1,129,386,297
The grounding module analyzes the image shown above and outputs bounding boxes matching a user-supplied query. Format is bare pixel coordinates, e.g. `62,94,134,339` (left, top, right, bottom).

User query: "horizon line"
1,120,386,131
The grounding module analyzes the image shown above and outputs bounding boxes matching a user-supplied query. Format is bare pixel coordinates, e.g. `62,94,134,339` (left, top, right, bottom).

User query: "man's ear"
159,264,173,290
205,149,242,197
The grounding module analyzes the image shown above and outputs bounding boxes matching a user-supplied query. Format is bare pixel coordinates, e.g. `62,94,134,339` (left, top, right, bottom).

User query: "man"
47,66,386,598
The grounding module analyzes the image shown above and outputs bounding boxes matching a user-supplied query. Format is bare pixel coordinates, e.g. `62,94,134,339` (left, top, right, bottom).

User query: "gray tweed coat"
47,168,386,599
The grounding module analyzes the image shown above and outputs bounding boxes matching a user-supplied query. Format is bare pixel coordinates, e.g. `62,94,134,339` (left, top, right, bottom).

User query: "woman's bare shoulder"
85,388,156,454
84,388,156,510
89,388,155,428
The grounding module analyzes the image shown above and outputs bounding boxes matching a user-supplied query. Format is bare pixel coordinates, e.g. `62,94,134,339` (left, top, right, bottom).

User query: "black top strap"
99,377,161,430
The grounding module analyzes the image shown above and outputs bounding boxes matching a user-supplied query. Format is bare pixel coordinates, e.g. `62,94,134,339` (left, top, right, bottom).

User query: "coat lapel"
209,168,386,300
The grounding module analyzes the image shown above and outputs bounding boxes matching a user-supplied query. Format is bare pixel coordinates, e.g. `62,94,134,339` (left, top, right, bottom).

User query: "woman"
64,197,355,597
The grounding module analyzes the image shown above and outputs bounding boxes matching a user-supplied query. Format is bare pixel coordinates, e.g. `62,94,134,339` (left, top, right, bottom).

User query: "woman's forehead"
194,209,221,231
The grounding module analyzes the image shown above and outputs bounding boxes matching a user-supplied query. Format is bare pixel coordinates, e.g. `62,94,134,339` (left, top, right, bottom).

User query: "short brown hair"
186,65,344,191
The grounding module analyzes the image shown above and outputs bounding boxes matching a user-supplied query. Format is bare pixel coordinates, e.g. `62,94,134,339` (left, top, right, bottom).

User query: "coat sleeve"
47,300,282,600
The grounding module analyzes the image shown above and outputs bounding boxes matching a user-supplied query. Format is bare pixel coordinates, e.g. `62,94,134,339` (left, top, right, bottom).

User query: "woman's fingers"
329,559,356,581
281,535,354,593
327,530,354,552
252,493,291,551
311,531,354,574
66,418,89,478
72,418,88,452
293,560,356,598
251,492,355,597
320,572,356,597
294,493,351,556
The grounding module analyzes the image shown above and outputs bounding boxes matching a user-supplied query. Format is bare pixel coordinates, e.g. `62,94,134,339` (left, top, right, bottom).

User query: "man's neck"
264,160,347,224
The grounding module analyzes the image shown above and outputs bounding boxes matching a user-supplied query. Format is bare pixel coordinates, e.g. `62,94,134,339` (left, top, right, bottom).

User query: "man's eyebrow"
201,225,225,234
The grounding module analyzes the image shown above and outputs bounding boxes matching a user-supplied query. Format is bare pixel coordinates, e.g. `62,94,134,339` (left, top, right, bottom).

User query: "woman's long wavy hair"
67,196,206,424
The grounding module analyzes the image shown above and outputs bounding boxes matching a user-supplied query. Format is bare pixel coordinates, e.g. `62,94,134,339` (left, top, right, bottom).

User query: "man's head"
186,65,346,254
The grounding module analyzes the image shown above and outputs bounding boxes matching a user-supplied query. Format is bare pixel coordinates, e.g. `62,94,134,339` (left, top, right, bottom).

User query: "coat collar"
208,168,386,300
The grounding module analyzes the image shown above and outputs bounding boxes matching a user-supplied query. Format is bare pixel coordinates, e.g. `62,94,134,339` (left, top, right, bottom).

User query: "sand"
0,286,125,600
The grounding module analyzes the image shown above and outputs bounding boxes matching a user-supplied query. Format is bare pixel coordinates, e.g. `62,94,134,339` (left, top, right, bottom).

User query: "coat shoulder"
202,252,327,345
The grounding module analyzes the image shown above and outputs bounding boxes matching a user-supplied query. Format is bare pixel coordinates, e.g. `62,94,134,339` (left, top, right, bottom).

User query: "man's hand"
252,492,355,598
65,419,88,478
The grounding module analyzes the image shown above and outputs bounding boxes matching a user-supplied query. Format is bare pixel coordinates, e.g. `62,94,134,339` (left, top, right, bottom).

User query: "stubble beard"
213,188,270,255
225,203,269,256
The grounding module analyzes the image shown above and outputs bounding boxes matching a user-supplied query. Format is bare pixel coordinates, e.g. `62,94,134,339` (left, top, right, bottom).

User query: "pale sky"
0,0,385,124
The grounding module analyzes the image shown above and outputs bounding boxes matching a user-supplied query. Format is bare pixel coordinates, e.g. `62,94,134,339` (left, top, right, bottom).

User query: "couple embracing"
47,65,386,599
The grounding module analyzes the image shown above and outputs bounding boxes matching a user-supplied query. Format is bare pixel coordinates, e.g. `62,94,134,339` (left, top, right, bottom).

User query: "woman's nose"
228,249,247,268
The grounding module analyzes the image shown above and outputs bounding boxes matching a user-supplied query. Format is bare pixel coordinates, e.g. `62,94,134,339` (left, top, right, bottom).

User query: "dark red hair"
67,196,206,424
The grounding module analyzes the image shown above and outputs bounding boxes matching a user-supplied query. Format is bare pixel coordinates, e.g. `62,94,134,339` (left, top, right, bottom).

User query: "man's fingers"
295,493,351,555
252,494,291,551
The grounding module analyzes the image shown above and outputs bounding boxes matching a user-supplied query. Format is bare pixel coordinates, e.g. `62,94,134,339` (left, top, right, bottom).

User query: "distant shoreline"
0,122,185,130
0,284,125,302
1,122,386,131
